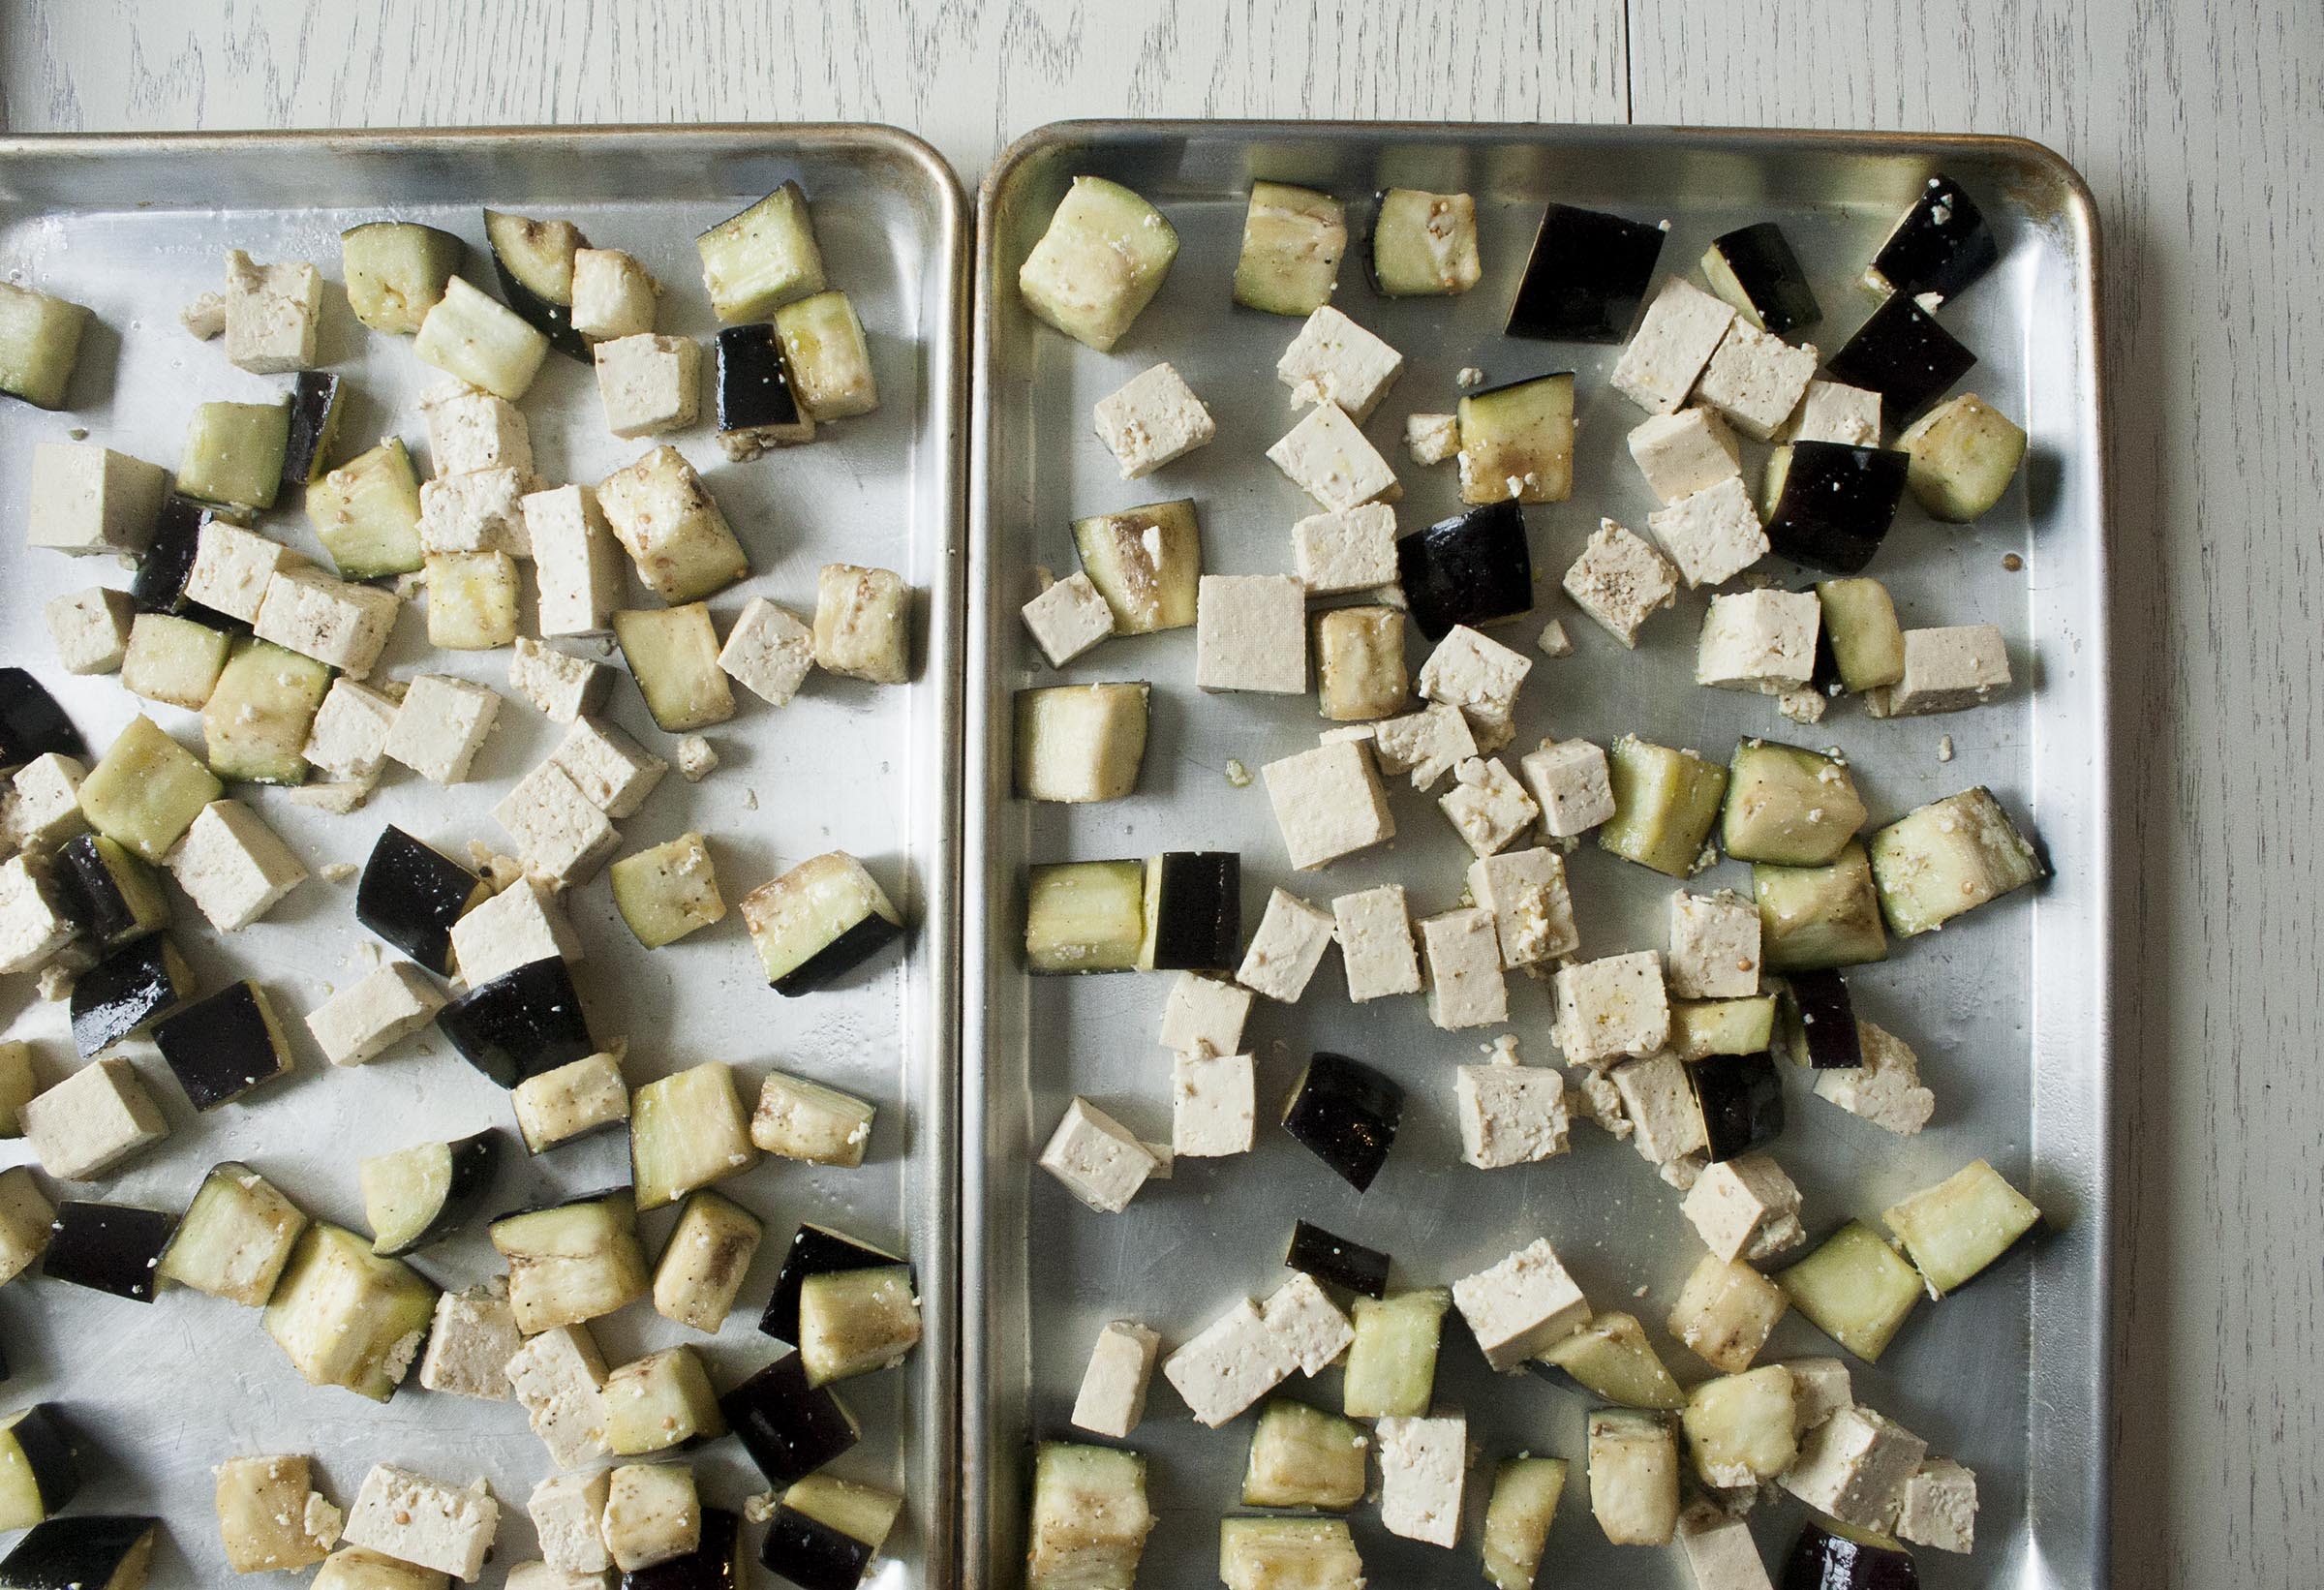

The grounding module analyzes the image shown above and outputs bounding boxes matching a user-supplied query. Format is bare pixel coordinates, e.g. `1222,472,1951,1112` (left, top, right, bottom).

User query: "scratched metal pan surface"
966,122,2108,1590
0,127,963,1587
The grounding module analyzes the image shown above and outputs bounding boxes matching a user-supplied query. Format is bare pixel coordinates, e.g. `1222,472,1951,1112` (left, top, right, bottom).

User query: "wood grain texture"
9,0,2323,1583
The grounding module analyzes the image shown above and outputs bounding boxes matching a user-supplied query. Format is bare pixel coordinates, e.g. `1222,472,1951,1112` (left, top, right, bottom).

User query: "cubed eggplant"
1693,1052,1785,1161
52,834,171,948
360,1130,501,1255
0,668,84,766
760,1507,873,1590
70,934,193,1056
1283,1220,1390,1299
797,1266,921,1385
715,322,814,455
1777,971,1863,1070
490,1188,648,1331
759,1222,910,1345
624,1506,741,1590
1702,221,1822,333
1763,442,1911,574
1825,293,1975,422
484,208,591,360
280,370,347,485
1505,202,1667,342
1457,373,1575,505
45,1202,179,1302
1139,851,1238,971
720,1353,862,1486
1782,1520,1920,1590
440,957,596,1086
0,1406,82,1530
1395,501,1534,641
156,1161,307,1304
153,979,293,1109
1281,1053,1402,1192
1866,174,1998,303
740,852,904,995
1024,860,1146,974
0,1515,161,1590
356,826,488,973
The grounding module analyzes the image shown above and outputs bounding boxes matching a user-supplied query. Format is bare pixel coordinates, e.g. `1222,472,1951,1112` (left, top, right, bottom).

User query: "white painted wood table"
5,1,2320,1584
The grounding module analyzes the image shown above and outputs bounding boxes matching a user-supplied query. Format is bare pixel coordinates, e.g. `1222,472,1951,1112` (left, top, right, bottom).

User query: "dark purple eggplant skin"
1281,1053,1404,1193
1396,500,1534,641
1870,174,1999,303
1765,443,1911,575
0,1514,161,1588
621,1507,740,1590
0,1405,84,1518
484,209,592,364
153,979,290,1110
759,1224,908,1345
44,1203,180,1302
1146,852,1239,971
280,371,345,486
0,668,84,765
1694,1052,1786,1161
375,1130,502,1256
1825,293,1976,422
759,1506,873,1590
356,826,485,974
717,323,805,431
439,958,595,1087
773,913,903,997
1284,1220,1391,1299
70,935,192,1057
1782,1521,1921,1590
53,836,166,949
130,497,240,626
1708,221,1823,333
721,1355,862,1486
1782,971,1862,1070
1504,202,1667,343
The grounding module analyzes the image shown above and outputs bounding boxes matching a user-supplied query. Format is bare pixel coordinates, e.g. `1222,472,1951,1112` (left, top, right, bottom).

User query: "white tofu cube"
1419,906,1508,1029
1697,589,1820,691
1267,402,1397,512
418,1280,522,1400
1276,305,1404,422
1783,1358,1854,1429
1236,888,1334,1003
306,963,445,1066
26,443,169,556
1553,951,1670,1067
425,385,535,477
1786,379,1882,445
5,754,86,851
1038,1097,1156,1212
1439,756,1540,858
1452,1237,1590,1369
343,1463,501,1581
1261,741,1393,870
384,674,503,783
528,1467,613,1575
505,1326,611,1469
1610,276,1736,413
1873,625,2010,716
1681,1153,1803,1263
254,566,400,677
302,678,401,779
1332,884,1421,1001
20,1056,170,1179
1779,1406,1927,1530
1071,1320,1160,1439
1519,738,1616,839
184,520,292,623
524,485,625,638
1376,1415,1467,1546
1418,624,1531,746
45,587,135,674
450,877,582,987
1667,889,1761,997
1372,703,1476,791
1456,1064,1570,1168
1812,1020,1936,1134
421,467,532,559
1291,503,1397,595
1405,412,1459,464
1093,361,1214,477
1649,475,1768,589
570,248,659,341
718,597,817,707
1195,574,1306,694
595,333,701,439
1613,1053,1708,1165
1261,1272,1355,1375
222,250,322,374
1020,570,1116,669
1628,406,1743,505
551,717,667,818
1467,846,1578,966
0,855,75,974
1172,1049,1256,1157
1563,519,1678,647
1697,321,1819,440
167,799,308,931
1537,619,1573,658
492,761,621,889
1679,1510,1775,1590
509,637,614,724
1895,1458,1977,1553
1162,1299,1295,1426
1159,971,1251,1055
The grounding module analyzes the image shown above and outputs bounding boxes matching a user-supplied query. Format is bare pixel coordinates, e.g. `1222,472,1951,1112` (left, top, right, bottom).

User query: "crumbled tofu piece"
1195,574,1307,694
384,674,503,783
1650,475,1769,589
1163,1299,1295,1426
1039,1098,1157,1212
1267,402,1397,512
1554,951,1670,1068
1093,361,1215,476
420,467,532,557
1072,1320,1162,1439
1276,305,1404,422
1786,379,1882,445
1452,1238,1591,1369
181,291,227,340
1261,741,1394,870
1419,906,1508,1029
425,385,535,476
1697,321,1819,440
1159,971,1251,1055
1872,625,2011,716
1814,1020,1937,1133
1291,503,1398,595
1173,1049,1256,1156
1628,406,1744,505
1332,884,1421,1001
1418,624,1531,741
306,963,445,1067
595,333,701,439
167,798,308,931
1372,702,1477,792
1236,888,1335,1003
1610,276,1736,413
222,249,323,374
1697,589,1819,691
493,761,621,889
1536,619,1574,658
1667,889,1761,997
1779,688,1828,724
1404,412,1459,464
1456,1063,1570,1168
675,736,718,780
1564,518,1678,647
1439,756,1540,858
1467,846,1578,966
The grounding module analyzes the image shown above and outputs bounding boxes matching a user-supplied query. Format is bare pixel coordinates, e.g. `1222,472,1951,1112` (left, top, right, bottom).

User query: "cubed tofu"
1439,755,1541,858
1697,322,1819,440
595,333,701,439
167,798,308,931
1195,574,1306,694
812,564,911,684
1612,1052,1707,1166
493,762,620,890
552,717,667,819
1275,306,1404,422
1261,741,1393,870
509,637,614,724
718,596,817,707
1872,625,2010,716
1667,889,1761,998
1093,361,1215,477
4,754,87,852
1417,623,1531,736
528,1468,613,1575
1697,589,1819,691
1519,738,1616,839
1332,883,1421,1001
254,566,401,677
1372,702,1478,791
383,674,502,784
1172,1048,1256,1156
1554,951,1669,1068
1456,1063,1570,1168
571,247,660,341
1564,518,1678,647
1159,970,1252,1055
597,445,749,604
343,1463,501,1581
425,385,535,476
1610,277,1736,413
185,519,294,623
45,587,136,674
419,467,530,557
303,679,402,780
1628,406,1743,505
1467,846,1579,966
1376,1414,1467,1546
1072,1320,1161,1439
1648,475,1768,589
223,250,324,373
1452,1238,1590,1369
1787,379,1882,446
26,443,168,556
1038,1097,1157,1213
449,876,582,986
1419,906,1508,1029
524,485,626,638
1235,888,1334,1003
1682,1153,1805,1264
1290,503,1398,595
20,1055,170,1178
306,963,445,1067
417,1279,523,1400
505,1326,613,1469
1267,402,1397,512
1895,1458,1977,1553
1020,571,1115,668
1777,1405,1926,1530
1161,1299,1295,1426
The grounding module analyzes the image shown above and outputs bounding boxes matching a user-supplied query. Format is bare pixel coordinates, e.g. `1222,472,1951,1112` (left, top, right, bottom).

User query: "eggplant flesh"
1693,1052,1786,1161
720,1354,862,1486
1396,500,1534,641
363,1130,500,1255
1869,175,1998,302
775,912,902,998
1781,971,1863,1069
53,835,168,948
1281,1053,1403,1192
623,1507,741,1590
1782,1521,1921,1590
760,1222,908,1344
153,979,290,1109
1505,202,1667,342
280,370,346,485
1284,1220,1391,1298
0,1405,83,1530
70,935,192,1057
1703,221,1822,333
439,956,596,1086
1766,443,1911,575
1825,294,1975,422
484,207,591,360
0,668,85,765
758,1507,873,1590
44,1202,180,1301
356,826,486,974
0,1515,162,1590
1140,851,1239,971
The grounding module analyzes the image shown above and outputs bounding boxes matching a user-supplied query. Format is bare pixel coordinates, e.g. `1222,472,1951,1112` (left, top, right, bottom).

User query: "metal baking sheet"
0,127,963,1586
966,122,2108,1589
